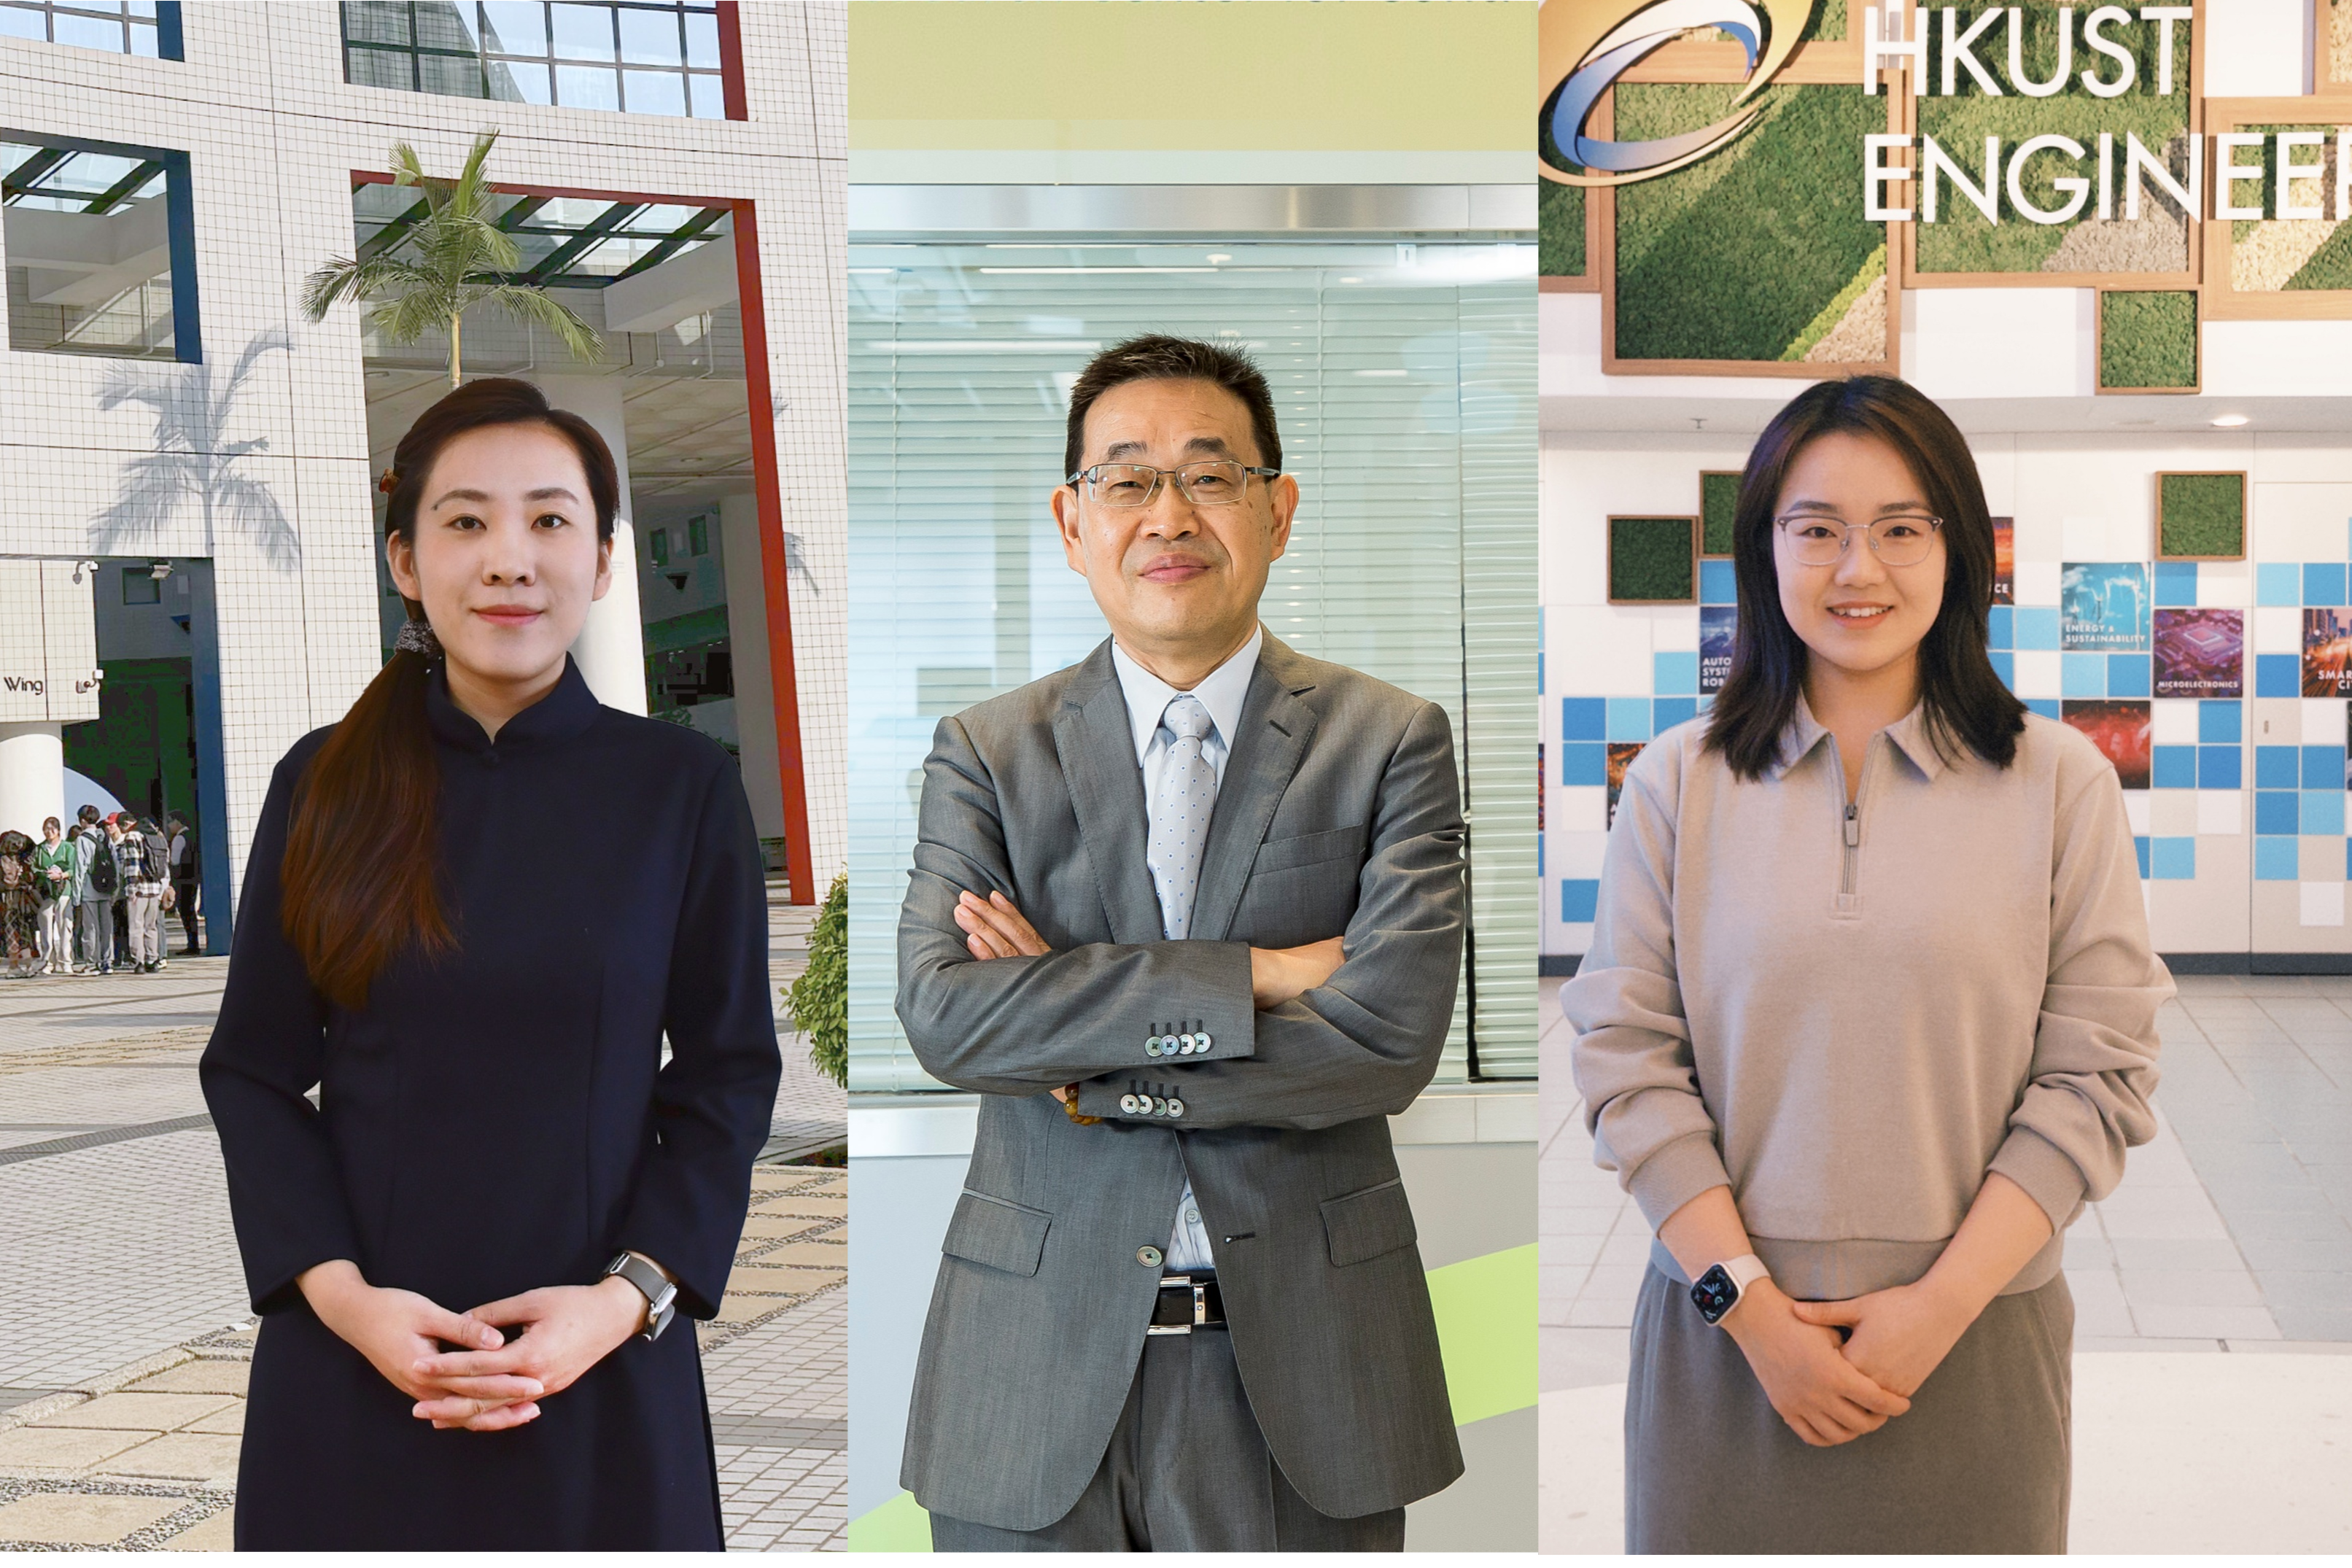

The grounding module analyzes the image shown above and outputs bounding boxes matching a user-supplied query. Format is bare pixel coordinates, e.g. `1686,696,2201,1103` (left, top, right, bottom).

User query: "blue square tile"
2154,562,2199,606
2257,563,2302,607
2258,653,2301,699
1699,559,1737,605
1560,742,1607,786
2304,792,2346,836
2199,700,2243,744
1537,652,1544,695
2305,745,2343,789
1653,696,1699,732
2346,837,2352,880
1607,697,1653,742
1987,605,2014,650
2132,836,2151,879
2151,837,2197,880
1654,651,1699,696
2107,654,2151,697
2014,607,2061,651
2308,562,2348,606
2026,699,2062,721
1537,837,1542,879
2257,746,2301,788
2062,652,2108,697
2256,791,2301,835
2152,746,2197,789
1991,651,2016,689
1696,694,1714,711
2197,745,2241,788
2256,837,2301,880
1561,879,1599,923
1562,697,1606,742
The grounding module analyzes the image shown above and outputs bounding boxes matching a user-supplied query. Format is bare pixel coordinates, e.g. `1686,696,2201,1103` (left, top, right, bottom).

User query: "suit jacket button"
1137,1246,1163,1268
1119,1094,1140,1114
1147,1096,1165,1114
1167,1098,1185,1119
1145,1038,1162,1057
1194,1032,1212,1053
1177,1033,1196,1054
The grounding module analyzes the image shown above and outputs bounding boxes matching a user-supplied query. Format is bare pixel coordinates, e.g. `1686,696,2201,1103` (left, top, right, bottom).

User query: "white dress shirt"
1108,624,1262,1273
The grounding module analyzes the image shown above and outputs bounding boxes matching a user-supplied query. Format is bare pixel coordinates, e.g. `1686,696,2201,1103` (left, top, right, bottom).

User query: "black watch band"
605,1251,679,1341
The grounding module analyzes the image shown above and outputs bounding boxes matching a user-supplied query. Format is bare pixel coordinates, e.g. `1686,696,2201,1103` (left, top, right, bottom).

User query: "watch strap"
605,1251,678,1341
1721,1252,1770,1294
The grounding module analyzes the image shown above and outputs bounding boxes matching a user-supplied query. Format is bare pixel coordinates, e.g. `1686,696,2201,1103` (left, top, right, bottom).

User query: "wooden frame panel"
1607,514,1699,605
2200,96,2352,321
2095,287,2203,395
2154,470,2249,562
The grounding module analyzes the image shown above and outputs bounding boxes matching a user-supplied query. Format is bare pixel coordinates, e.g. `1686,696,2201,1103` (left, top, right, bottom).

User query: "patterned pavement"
0,882,846,1550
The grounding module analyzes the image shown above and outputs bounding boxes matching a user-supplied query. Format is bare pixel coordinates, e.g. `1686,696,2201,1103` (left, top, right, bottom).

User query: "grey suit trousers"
928,1327,1406,1553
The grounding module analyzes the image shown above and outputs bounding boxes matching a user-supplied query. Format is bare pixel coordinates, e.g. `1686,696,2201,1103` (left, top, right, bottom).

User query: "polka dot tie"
1147,694,1218,941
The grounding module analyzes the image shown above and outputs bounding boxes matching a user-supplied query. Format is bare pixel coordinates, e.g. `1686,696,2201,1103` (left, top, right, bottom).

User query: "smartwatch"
1689,1253,1770,1327
605,1251,679,1342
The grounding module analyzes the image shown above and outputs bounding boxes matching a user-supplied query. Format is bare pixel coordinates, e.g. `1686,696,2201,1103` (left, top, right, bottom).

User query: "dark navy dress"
200,658,780,1549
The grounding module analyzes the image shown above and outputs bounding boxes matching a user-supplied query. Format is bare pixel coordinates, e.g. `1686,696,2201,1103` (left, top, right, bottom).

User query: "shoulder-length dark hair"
1704,375,2025,782
279,378,617,1009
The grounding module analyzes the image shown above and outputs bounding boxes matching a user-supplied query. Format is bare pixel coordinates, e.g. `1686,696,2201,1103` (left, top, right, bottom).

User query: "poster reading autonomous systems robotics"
1540,0,2352,1555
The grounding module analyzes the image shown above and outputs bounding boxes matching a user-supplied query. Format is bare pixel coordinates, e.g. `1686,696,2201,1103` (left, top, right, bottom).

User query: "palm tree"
301,131,602,388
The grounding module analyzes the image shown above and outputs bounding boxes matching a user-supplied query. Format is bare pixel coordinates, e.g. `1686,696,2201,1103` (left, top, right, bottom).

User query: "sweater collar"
1771,692,1948,783
425,656,602,753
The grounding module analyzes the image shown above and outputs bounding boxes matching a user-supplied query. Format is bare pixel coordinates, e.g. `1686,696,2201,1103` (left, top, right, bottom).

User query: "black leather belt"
1146,1272,1226,1335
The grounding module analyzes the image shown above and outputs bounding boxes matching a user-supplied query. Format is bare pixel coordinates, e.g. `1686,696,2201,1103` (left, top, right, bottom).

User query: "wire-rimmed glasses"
1775,512,1944,567
1066,459,1280,508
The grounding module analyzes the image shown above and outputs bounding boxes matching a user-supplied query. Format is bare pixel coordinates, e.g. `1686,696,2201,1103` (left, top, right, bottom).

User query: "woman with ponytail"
200,378,780,1548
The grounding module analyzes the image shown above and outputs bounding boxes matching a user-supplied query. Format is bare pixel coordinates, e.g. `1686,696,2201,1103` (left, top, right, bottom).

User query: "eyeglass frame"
1773,511,1946,566
1064,459,1283,508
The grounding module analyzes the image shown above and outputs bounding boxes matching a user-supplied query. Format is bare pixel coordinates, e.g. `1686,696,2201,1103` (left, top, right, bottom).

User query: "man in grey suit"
896,335,1467,1551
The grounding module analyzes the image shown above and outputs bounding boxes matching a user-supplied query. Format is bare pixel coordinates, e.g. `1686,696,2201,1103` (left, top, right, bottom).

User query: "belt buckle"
1145,1273,1204,1336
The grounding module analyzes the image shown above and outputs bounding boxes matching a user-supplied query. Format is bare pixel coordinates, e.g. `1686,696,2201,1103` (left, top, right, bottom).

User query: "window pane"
346,42,414,88
683,7,716,66
128,0,155,15
418,49,486,97
620,66,683,116
688,69,722,119
479,0,543,53
344,1,411,46
412,1,473,52
127,16,155,52
616,4,678,64
549,1,613,60
488,56,550,101
0,7,47,41
554,61,618,108
51,11,124,47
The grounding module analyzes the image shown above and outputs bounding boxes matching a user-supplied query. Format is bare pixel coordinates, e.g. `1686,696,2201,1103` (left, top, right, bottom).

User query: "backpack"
141,837,168,882
88,841,118,896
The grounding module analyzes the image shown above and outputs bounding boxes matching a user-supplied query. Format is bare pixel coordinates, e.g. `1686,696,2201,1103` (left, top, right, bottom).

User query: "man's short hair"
77,804,98,823
1063,335,1282,481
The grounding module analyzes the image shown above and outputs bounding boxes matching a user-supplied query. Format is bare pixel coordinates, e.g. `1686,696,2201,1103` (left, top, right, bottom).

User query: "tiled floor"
1538,972,2352,1552
0,884,847,1550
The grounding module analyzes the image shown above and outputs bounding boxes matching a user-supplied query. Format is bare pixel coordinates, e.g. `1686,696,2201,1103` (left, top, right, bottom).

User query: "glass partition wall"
847,228,1537,1092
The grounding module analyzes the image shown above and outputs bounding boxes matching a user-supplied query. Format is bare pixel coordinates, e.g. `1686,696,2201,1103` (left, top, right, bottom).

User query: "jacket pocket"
941,1189,1052,1278
1320,1178,1416,1268
1251,823,1369,876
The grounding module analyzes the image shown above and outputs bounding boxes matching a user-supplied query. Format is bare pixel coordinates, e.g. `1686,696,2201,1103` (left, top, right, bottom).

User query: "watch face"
1690,1263,1739,1324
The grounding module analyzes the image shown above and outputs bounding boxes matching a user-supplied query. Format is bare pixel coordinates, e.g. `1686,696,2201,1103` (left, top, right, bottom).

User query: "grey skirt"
1624,1265,2073,1554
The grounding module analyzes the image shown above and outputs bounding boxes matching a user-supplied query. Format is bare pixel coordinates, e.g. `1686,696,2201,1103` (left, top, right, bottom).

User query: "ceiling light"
2211,414,2250,427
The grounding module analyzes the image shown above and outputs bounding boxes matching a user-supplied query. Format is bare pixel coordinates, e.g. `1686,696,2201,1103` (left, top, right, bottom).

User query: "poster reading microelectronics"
1699,605,1736,694
2153,609,2243,699
2305,609,2352,697
2061,563,2150,651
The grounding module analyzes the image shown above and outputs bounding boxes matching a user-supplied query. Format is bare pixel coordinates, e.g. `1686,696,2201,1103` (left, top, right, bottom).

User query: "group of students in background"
0,807,201,979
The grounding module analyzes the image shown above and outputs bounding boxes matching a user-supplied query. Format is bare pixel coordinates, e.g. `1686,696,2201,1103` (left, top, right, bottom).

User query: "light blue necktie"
1147,694,1220,1270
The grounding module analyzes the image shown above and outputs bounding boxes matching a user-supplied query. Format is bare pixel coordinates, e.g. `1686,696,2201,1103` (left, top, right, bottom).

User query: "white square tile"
1550,607,1652,695
2151,699,2200,745
2014,648,2062,696
2062,515,2109,559
2300,880,2345,927
2150,790,2199,834
1550,829,1610,880
1645,609,1700,653
2255,605,2303,653
2251,699,2302,745
2196,561,2252,608
2014,560,2062,607
2197,791,2244,835
2302,699,2349,746
2121,791,2151,833
1556,786,1609,833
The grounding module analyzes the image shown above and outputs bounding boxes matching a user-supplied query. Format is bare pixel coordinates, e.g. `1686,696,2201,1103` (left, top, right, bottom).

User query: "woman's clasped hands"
298,1260,649,1432
1724,1276,1979,1448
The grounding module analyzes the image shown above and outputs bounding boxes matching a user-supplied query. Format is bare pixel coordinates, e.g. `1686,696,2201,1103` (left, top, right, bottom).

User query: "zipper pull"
1843,802,1860,848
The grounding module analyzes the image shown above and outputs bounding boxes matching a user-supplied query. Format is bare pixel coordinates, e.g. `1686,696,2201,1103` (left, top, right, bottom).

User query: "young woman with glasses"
1567,376,2168,1552
200,379,780,1549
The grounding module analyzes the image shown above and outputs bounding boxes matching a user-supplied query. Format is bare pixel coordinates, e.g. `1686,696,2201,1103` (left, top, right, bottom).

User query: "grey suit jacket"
895,633,1467,1532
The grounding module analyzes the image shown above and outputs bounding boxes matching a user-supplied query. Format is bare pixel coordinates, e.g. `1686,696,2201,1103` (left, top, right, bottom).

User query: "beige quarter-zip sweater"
1565,700,2170,1300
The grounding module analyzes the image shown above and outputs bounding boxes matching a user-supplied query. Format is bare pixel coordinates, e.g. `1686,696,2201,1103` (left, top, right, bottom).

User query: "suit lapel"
1191,637,1320,943
1052,643,1163,946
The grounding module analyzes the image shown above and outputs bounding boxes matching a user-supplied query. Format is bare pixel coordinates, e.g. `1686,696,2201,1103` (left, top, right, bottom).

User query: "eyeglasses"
1066,460,1279,509
1775,512,1944,568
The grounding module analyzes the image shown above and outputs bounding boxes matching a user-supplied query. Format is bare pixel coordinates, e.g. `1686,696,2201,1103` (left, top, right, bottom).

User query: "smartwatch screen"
1690,1263,1740,1324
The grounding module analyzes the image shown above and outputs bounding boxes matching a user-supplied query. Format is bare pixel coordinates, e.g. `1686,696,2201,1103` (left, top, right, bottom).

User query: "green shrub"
787,870,847,1089
1701,472,1741,556
1540,182,1586,278
2100,290,2197,389
1611,516,1696,601
2158,474,2245,559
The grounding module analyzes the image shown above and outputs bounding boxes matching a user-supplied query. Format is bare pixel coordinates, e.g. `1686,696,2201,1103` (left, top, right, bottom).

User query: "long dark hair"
280,379,618,1009
1704,376,2025,781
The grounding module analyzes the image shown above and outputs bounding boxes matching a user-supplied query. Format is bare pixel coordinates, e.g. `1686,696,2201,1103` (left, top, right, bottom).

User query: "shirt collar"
425,655,602,753
1108,624,1265,764
1769,691,1948,782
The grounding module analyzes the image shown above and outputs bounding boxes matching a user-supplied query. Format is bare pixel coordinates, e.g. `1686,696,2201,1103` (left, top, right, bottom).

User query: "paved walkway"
0,881,846,1550
1538,974,2352,1552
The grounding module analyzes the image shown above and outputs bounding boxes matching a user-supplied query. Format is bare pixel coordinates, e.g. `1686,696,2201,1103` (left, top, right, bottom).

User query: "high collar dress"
199,659,781,1549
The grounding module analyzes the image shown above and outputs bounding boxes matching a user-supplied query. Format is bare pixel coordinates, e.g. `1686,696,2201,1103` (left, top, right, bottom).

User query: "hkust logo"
1543,2,2351,228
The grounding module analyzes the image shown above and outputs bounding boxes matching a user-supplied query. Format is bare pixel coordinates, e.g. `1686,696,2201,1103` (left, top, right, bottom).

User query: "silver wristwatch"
605,1251,678,1342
